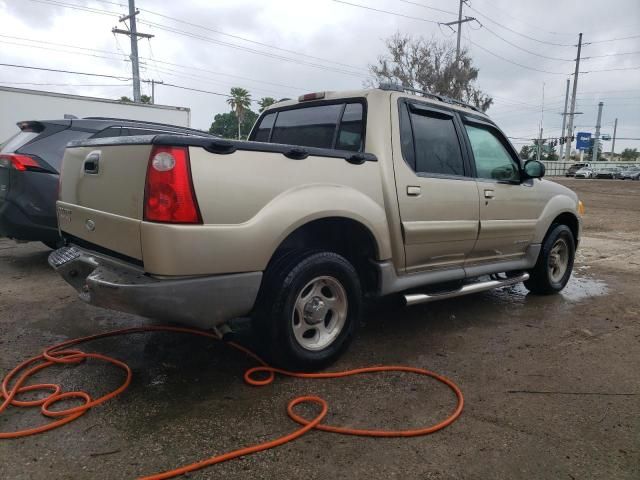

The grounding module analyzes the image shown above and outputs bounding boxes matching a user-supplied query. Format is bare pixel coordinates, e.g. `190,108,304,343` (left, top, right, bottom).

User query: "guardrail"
541,161,640,176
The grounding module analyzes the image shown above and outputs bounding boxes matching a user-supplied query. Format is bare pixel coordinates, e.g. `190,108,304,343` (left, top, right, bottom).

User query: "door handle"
83,150,101,174
407,186,421,196
484,189,495,199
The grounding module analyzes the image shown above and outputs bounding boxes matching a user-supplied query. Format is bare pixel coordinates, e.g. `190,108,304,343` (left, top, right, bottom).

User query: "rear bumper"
0,198,59,242
48,245,263,329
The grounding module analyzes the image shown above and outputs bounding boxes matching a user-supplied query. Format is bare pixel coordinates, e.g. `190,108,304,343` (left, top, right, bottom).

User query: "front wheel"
524,224,575,295
253,250,362,370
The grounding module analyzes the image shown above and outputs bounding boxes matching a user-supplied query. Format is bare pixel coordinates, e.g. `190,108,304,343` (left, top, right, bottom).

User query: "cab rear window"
250,101,365,152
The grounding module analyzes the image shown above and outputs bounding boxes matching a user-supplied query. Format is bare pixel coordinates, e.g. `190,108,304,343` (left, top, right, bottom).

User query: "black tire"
253,250,362,370
524,224,575,295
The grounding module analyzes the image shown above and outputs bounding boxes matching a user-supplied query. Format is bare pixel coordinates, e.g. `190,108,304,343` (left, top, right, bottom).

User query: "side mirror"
523,160,545,179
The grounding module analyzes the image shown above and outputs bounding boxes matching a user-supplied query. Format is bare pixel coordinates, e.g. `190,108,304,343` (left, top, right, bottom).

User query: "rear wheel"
253,250,362,370
524,224,575,295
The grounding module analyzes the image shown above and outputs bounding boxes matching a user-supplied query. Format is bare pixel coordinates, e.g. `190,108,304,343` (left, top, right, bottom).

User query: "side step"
404,273,530,306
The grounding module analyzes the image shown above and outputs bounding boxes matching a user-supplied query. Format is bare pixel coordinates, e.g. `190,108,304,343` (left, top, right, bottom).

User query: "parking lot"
0,178,638,479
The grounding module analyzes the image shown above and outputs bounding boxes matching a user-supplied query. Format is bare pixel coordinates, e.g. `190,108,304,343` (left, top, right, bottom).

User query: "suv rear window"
250,101,365,151
0,131,39,153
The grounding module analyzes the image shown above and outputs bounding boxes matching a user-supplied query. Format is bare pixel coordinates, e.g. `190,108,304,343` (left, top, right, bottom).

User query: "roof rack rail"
377,82,482,113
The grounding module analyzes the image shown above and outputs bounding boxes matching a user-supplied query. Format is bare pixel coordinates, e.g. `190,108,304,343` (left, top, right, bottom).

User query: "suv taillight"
144,145,202,224
0,153,42,171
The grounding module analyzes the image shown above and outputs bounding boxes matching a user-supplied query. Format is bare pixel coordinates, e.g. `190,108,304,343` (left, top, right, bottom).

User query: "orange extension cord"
0,326,464,479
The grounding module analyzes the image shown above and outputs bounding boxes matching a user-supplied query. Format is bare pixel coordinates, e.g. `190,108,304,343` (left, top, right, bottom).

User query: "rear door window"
252,101,365,151
401,104,466,177
271,104,342,148
252,112,276,142
336,103,364,151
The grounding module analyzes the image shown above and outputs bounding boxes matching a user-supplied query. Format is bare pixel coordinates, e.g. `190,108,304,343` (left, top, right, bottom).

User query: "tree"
369,33,493,111
519,145,533,160
620,148,639,161
519,139,557,161
226,87,252,139
209,110,258,139
119,95,151,104
258,97,276,112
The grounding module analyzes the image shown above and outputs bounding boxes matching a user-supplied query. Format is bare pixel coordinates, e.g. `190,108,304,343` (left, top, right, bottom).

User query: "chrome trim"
404,273,529,306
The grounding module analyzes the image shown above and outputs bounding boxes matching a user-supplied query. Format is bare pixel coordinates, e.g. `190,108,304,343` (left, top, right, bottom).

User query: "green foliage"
620,147,639,161
520,139,557,160
519,145,532,160
369,33,493,112
119,95,151,104
258,97,276,112
209,110,258,139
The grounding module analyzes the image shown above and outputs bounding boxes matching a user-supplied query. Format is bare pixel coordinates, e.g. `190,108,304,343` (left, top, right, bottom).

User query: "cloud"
0,0,638,150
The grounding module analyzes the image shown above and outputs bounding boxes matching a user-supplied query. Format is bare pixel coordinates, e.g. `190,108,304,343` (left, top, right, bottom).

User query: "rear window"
0,131,39,153
19,129,92,171
251,101,365,151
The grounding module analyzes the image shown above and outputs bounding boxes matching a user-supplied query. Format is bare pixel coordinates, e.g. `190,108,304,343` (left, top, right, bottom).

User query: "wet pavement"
0,178,638,479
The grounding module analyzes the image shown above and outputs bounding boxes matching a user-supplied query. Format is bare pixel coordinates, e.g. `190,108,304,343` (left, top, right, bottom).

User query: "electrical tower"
112,0,154,102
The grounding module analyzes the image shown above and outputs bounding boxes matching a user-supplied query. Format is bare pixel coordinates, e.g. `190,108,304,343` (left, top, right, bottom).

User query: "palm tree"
258,97,276,112
226,87,252,139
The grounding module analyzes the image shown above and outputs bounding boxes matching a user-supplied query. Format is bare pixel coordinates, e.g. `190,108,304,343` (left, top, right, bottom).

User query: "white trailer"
0,86,191,141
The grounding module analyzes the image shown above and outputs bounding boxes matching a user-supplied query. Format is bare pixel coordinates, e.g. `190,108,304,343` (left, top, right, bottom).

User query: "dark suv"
0,118,212,247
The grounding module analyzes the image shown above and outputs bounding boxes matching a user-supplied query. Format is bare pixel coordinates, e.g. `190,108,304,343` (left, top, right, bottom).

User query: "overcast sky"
1,0,639,152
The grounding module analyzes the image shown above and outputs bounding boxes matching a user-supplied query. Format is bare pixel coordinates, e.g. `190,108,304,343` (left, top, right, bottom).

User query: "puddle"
488,272,609,304
559,274,609,301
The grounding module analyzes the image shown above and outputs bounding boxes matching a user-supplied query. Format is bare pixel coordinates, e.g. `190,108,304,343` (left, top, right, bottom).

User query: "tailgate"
57,143,152,260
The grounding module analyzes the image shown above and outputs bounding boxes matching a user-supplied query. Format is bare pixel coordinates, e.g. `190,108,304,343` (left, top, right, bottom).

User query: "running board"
404,273,530,306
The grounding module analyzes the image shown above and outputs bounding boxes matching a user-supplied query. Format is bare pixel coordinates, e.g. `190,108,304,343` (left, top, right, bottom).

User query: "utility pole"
564,33,583,162
112,0,154,102
592,101,603,162
610,118,618,159
559,78,570,160
150,79,163,104
537,82,545,162
443,1,475,64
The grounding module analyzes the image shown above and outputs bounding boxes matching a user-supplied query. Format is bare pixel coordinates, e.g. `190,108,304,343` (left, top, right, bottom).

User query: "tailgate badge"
85,219,96,232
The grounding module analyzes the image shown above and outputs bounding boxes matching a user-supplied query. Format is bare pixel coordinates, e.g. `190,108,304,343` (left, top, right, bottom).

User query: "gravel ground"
0,178,638,480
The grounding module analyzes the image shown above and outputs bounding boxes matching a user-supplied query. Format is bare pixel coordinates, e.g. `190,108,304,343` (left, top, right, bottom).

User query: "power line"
471,0,577,38
144,81,234,99
587,34,640,45
466,35,568,75
583,51,640,59
0,33,309,93
0,81,130,87
580,66,640,73
26,0,372,76
331,0,441,24
0,63,131,80
395,0,458,16
137,6,370,73
465,4,575,47
477,22,574,61
138,19,370,79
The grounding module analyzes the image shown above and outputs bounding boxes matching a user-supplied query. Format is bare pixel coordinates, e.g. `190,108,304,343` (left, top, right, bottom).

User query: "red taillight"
0,153,41,171
144,146,202,224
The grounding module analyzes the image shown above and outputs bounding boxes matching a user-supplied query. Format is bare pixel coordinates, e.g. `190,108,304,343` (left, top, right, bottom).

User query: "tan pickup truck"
49,85,583,369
